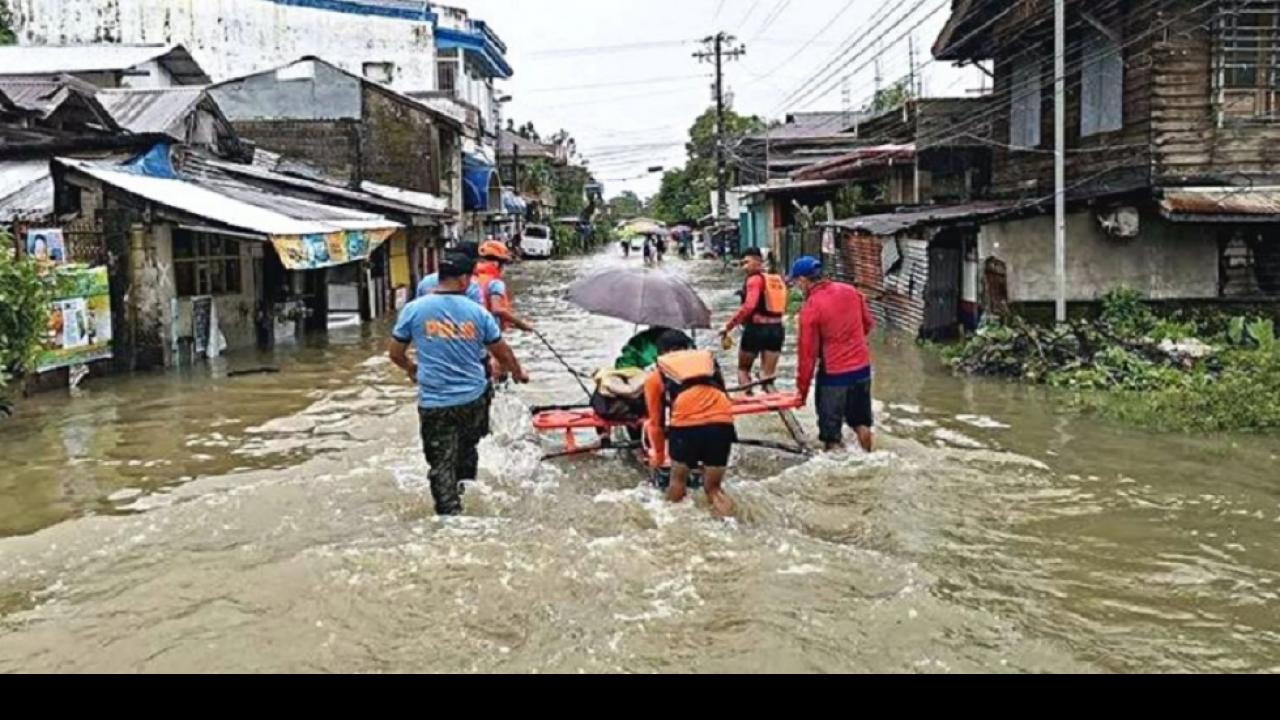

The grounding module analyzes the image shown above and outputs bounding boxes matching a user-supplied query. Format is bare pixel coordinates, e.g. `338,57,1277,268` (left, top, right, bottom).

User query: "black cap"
451,241,481,260
438,253,476,280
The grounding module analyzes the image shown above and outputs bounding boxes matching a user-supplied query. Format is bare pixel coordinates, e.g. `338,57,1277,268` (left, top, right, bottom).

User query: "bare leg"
824,440,845,453
854,426,874,453
667,462,691,504
737,351,756,391
702,466,736,518
760,350,781,389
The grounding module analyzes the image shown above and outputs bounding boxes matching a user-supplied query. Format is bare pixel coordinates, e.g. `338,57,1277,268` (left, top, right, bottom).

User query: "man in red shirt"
721,248,789,390
790,256,877,452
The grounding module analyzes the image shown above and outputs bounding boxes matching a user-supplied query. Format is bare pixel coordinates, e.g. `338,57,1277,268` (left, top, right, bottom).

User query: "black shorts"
816,380,874,443
741,323,785,354
668,423,737,468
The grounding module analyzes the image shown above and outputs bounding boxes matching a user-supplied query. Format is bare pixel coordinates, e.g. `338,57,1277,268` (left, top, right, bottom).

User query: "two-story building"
933,0,1280,313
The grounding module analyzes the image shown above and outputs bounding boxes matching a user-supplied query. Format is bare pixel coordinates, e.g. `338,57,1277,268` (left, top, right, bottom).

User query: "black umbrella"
568,267,712,330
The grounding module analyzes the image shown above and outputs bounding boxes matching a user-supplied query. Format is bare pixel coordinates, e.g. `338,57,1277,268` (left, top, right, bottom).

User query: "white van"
521,225,554,259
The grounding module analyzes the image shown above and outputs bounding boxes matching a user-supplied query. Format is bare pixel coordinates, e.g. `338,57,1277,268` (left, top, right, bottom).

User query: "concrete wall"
232,119,361,185
210,60,362,121
11,0,438,92
978,208,1220,302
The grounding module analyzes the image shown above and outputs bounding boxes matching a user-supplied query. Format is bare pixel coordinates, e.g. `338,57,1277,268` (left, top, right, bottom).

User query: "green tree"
650,106,765,224
606,191,643,219
651,167,704,224
869,79,913,113
0,232,52,408
0,1,15,45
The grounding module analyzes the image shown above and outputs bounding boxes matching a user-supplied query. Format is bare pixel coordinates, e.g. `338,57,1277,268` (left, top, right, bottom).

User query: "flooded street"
1,250,1278,673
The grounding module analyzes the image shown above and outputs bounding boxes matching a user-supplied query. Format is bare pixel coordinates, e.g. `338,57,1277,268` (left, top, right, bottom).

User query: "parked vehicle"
521,225,554,259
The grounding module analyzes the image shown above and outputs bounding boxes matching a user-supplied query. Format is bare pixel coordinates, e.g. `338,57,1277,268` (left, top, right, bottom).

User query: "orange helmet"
479,240,513,263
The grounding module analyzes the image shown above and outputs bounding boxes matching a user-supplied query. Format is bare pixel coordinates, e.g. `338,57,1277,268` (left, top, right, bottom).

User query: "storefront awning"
462,152,496,212
57,146,401,271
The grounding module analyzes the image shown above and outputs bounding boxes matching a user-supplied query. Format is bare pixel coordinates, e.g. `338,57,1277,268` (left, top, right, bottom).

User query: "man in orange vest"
721,248,788,390
475,241,534,333
644,331,737,518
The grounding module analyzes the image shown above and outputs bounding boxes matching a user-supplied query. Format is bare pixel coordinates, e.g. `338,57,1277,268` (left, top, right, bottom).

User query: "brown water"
0,251,1277,673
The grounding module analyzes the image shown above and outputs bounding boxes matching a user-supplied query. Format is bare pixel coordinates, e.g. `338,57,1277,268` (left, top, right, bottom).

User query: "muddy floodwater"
1,251,1278,673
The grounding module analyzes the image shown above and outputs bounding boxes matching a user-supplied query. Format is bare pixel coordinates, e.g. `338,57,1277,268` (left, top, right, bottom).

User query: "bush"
0,232,53,404
946,288,1280,432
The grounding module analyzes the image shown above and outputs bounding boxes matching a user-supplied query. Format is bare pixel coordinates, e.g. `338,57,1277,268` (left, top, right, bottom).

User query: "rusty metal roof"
792,144,916,182
827,201,1019,237
1160,187,1280,222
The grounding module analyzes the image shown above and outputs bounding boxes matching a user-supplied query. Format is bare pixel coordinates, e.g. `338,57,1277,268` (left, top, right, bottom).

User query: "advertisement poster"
36,265,113,373
270,229,391,271
26,228,66,265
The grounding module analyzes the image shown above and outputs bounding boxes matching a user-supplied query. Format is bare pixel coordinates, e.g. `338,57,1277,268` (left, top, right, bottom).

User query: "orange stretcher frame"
532,392,808,458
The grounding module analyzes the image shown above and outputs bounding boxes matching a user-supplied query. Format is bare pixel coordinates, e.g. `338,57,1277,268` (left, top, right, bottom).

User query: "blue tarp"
123,144,178,179
462,153,495,212
501,189,527,216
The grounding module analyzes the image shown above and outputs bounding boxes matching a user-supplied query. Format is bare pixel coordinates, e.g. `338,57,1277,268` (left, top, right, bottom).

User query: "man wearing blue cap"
789,256,877,452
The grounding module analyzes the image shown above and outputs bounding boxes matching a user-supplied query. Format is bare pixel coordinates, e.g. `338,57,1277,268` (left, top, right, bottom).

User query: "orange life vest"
474,261,512,329
657,350,726,411
744,272,788,318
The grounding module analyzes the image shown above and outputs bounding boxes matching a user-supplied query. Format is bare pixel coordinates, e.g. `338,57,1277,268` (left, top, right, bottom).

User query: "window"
437,60,458,95
1218,0,1280,119
362,61,395,84
173,231,242,297
1081,27,1124,136
437,48,460,96
1010,60,1043,148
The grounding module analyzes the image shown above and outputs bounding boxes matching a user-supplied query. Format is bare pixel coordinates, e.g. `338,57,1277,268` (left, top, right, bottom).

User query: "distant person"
389,255,529,516
790,257,876,453
721,248,787,392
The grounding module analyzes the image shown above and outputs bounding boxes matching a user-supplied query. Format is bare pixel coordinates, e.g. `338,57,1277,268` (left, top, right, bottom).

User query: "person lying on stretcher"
589,327,672,427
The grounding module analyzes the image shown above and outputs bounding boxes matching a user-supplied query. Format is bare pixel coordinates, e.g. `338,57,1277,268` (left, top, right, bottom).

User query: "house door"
923,238,963,340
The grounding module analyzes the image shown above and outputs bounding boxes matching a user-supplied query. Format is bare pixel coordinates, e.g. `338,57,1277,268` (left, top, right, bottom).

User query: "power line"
769,0,908,112
525,74,707,94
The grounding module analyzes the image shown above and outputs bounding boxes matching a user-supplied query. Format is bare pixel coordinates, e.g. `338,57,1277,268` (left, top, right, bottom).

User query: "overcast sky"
452,0,984,198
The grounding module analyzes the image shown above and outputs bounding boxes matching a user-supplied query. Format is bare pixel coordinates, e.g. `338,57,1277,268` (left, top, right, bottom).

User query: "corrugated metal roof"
58,156,400,239
201,157,448,221
97,88,205,138
361,181,450,214
793,144,916,182
1160,187,1280,222
828,201,1017,237
0,78,119,129
0,160,53,222
0,45,211,85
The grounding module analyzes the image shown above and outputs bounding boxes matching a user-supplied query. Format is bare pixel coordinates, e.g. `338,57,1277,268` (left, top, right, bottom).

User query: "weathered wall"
10,0,438,91
232,119,362,185
209,60,362,122
986,0,1156,199
978,209,1219,302
361,85,438,194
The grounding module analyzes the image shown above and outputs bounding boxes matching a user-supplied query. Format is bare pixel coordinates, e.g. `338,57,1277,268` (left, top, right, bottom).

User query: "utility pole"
511,143,522,233
1054,0,1067,322
695,32,746,221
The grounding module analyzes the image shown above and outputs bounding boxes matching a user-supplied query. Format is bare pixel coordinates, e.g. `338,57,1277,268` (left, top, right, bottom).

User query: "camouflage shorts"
418,392,490,516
